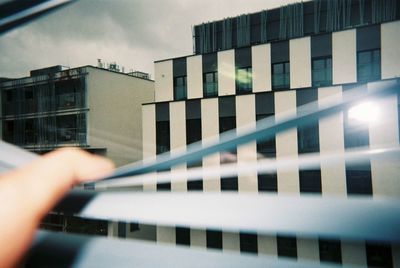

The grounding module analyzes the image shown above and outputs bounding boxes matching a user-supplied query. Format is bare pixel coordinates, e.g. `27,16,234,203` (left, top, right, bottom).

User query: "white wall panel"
218,50,236,96
332,29,357,85
190,229,207,248
236,95,257,192
252,44,271,92
368,81,400,197
142,104,157,191
157,226,175,244
187,55,203,99
258,235,277,257
222,232,240,252
275,91,299,193
290,37,311,89
341,242,367,266
155,60,173,102
170,101,187,191
201,98,220,191
318,86,346,196
297,238,319,261
381,21,400,79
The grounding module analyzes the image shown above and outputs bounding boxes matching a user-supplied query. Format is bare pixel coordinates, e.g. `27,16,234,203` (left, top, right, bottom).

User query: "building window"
174,76,187,100
319,239,342,264
156,121,170,154
240,232,258,254
297,123,320,154
357,49,381,82
219,116,238,191
206,230,222,249
56,115,78,143
346,162,372,196
236,67,252,94
366,242,393,267
117,222,126,238
272,62,290,90
203,72,218,97
277,235,297,258
176,226,190,246
3,121,14,143
299,169,322,194
258,173,277,192
256,115,276,158
343,108,369,149
130,222,139,232
312,57,332,87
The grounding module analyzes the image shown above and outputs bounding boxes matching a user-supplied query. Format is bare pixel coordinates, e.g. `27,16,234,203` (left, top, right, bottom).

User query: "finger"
5,148,114,221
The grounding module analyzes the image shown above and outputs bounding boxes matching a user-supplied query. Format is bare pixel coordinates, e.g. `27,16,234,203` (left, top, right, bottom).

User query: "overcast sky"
0,0,300,79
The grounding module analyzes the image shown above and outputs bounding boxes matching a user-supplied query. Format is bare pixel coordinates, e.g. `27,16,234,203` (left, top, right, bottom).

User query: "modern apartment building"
0,65,154,167
137,0,400,266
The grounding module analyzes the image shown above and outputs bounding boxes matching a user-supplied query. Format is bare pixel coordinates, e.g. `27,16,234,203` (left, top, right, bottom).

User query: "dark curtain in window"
279,2,304,40
236,14,250,47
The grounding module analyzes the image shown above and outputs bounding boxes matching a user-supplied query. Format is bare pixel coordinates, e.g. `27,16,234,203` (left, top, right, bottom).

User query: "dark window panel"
173,57,187,77
255,92,274,115
258,173,277,192
311,33,332,58
174,76,187,100
346,162,372,196
272,62,290,90
357,49,381,83
366,242,393,267
202,53,218,73
218,96,235,117
203,71,218,97
357,25,380,51
206,230,222,249
240,232,258,254
221,176,238,191
235,47,252,68
271,41,289,63
118,222,126,238
187,180,203,191
303,1,314,35
319,239,342,264
186,119,202,145
236,67,252,94
343,109,370,149
312,57,332,87
156,103,169,122
256,114,276,158
130,222,139,232
157,182,171,191
176,226,190,246
299,169,322,194
277,235,297,258
186,99,201,119
156,121,170,154
297,124,320,154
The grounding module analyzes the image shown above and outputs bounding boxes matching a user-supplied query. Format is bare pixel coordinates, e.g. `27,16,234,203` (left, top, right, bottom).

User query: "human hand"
0,148,114,268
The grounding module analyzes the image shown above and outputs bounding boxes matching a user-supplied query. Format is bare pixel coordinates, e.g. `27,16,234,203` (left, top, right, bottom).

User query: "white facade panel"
318,86,346,196
368,81,400,197
190,229,207,248
155,60,173,102
142,104,157,191
201,98,220,191
252,44,271,92
218,49,236,96
297,238,319,261
290,37,311,89
341,242,367,266
381,21,400,79
187,55,203,99
222,232,240,252
275,91,299,193
332,29,357,85
236,95,257,192
170,101,187,191
157,226,175,244
258,235,277,257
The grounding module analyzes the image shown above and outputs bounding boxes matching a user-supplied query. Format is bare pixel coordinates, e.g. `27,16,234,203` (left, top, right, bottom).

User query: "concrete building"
139,0,400,266
0,65,154,167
